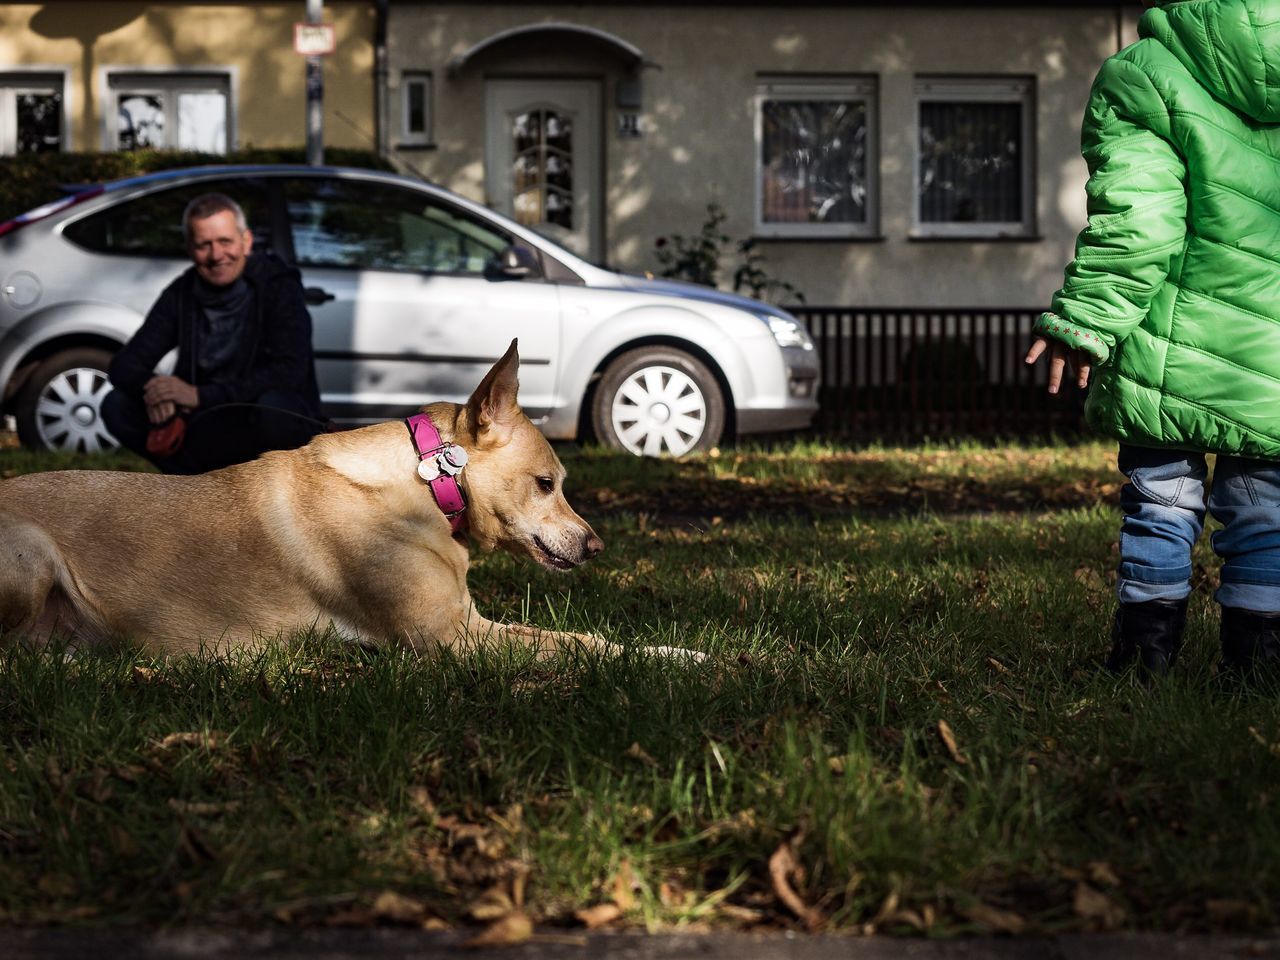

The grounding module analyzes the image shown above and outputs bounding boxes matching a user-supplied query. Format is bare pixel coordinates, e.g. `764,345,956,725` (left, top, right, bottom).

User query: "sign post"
294,0,333,166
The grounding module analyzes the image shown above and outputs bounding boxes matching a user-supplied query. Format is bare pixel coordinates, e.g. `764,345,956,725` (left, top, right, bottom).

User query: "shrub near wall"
0,148,394,223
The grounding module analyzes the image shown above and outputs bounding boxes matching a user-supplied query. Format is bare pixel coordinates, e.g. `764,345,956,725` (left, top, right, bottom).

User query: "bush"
0,147,394,223
654,202,805,306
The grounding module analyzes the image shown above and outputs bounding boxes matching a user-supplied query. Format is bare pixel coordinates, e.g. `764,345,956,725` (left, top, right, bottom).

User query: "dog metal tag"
418,444,468,482
440,444,468,476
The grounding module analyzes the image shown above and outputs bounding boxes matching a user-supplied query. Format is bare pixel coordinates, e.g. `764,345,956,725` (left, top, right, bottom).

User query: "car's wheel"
591,347,725,457
14,347,120,453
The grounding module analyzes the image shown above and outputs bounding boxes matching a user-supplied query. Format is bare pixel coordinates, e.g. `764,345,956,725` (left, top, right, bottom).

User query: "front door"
485,79,601,261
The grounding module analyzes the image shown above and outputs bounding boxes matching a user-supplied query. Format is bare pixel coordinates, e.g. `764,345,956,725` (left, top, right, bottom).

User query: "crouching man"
101,192,324,474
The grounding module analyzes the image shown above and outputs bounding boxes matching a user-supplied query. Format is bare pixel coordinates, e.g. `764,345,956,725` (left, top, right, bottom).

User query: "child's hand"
1025,336,1092,394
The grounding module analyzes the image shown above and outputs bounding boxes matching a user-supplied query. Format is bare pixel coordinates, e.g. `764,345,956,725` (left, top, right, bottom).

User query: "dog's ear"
466,339,521,445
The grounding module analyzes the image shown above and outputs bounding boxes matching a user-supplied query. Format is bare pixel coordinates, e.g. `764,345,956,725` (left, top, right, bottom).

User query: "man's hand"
1024,336,1092,395
143,375,199,424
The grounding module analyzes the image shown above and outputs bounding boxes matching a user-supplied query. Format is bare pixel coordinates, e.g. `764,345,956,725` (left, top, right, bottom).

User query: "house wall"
390,3,1145,308
0,1,374,151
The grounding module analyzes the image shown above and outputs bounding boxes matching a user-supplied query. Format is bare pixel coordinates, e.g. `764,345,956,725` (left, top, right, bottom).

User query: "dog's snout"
584,532,604,558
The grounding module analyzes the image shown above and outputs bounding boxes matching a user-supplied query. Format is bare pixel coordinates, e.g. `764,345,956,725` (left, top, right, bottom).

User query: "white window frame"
753,75,879,239
0,68,71,155
100,66,238,153
400,71,432,146
912,76,1035,239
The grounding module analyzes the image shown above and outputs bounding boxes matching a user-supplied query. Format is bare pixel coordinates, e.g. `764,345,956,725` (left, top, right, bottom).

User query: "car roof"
96,163,427,194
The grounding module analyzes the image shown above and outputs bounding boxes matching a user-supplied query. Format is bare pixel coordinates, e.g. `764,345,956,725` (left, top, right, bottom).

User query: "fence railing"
790,306,1087,441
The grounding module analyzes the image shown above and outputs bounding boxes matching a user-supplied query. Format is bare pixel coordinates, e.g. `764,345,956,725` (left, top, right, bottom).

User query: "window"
0,73,65,154
400,72,432,145
914,76,1035,238
755,76,877,238
284,178,511,275
108,72,232,153
63,178,272,259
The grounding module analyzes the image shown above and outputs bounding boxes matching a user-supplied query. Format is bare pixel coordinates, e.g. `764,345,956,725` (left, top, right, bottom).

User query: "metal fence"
791,306,1087,441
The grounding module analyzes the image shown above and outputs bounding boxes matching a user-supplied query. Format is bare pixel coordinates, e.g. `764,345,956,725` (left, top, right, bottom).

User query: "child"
1027,0,1280,680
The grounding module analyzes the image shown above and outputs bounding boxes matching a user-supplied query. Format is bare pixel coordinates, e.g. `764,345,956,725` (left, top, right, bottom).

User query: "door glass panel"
62,178,272,258
511,109,573,230
177,91,227,152
16,92,62,153
285,177,511,275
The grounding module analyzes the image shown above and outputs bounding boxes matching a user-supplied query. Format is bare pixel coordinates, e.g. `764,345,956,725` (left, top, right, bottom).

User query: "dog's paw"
645,644,708,663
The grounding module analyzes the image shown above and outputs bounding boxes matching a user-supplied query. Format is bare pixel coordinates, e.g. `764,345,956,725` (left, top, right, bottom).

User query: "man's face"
188,210,253,287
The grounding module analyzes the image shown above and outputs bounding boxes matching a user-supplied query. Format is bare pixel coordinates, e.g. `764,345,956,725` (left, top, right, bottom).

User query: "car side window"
283,177,511,275
62,178,272,258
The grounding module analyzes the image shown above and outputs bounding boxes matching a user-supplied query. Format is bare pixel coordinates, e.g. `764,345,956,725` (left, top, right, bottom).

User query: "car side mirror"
496,244,541,280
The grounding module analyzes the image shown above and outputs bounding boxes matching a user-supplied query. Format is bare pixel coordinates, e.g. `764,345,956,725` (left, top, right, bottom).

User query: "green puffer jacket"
1039,0,1280,458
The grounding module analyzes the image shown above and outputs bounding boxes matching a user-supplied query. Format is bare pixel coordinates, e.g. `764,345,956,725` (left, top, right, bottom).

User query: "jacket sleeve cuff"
1034,312,1110,364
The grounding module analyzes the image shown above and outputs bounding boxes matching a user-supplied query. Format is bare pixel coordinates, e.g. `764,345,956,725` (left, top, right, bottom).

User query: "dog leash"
405,413,468,534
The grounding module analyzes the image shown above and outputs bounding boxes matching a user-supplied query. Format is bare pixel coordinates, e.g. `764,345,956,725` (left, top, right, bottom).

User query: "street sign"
293,22,335,56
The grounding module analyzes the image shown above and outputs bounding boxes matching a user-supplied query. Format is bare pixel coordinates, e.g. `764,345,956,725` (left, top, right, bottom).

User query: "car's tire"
591,347,726,457
14,347,120,453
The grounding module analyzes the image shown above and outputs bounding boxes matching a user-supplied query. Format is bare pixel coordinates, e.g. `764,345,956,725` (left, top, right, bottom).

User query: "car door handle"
304,286,336,305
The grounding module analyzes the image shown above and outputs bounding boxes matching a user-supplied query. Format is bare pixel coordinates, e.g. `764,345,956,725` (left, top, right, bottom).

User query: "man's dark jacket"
109,253,322,416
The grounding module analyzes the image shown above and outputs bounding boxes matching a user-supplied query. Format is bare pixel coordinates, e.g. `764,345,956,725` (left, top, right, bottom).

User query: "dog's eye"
536,476,556,494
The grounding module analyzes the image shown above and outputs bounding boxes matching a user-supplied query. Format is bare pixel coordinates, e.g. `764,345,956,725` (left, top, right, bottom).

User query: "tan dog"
0,340,693,660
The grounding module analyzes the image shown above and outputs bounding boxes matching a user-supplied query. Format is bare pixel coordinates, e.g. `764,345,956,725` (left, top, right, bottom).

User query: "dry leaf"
624,742,658,767
986,657,1009,674
936,720,967,765
611,858,636,912
870,890,900,925
467,886,514,921
963,901,1027,934
167,799,241,816
717,903,765,924
575,903,622,928
1086,861,1120,888
767,834,823,931
462,911,533,948
153,731,226,752
1205,899,1255,924
1073,882,1125,929
408,785,435,818
372,890,426,924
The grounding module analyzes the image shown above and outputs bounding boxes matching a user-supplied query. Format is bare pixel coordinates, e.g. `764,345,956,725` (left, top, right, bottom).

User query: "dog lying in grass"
0,340,700,660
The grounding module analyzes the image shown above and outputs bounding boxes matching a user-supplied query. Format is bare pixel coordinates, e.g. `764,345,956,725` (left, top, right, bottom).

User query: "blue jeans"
1118,444,1280,613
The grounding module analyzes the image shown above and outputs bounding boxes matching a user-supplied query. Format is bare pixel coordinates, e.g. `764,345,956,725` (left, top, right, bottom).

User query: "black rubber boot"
1218,607,1280,683
1104,597,1189,679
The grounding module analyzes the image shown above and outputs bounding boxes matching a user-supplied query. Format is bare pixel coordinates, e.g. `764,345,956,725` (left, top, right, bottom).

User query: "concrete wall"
390,3,1146,308
0,1,374,151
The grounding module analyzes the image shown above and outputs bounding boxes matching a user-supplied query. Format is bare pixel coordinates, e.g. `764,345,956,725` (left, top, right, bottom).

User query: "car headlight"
765,314,814,351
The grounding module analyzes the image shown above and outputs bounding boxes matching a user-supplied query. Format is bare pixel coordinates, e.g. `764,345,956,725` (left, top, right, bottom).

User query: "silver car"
0,165,818,457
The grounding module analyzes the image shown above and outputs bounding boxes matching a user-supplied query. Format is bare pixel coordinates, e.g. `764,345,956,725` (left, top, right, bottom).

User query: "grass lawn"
2,435,1278,937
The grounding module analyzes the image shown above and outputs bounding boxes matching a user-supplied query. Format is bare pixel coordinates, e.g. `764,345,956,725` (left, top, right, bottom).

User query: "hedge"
0,147,395,223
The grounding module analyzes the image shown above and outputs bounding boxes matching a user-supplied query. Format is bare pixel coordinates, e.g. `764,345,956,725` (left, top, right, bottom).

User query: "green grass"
2,438,1278,934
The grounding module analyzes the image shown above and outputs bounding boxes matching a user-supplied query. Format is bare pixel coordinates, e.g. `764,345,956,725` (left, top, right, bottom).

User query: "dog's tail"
0,513,109,645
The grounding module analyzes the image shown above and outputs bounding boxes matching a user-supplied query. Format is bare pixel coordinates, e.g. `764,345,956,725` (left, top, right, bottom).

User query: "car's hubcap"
35,367,119,453
611,365,706,457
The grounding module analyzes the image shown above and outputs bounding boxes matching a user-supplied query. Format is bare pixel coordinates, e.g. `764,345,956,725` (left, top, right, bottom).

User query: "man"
102,192,324,473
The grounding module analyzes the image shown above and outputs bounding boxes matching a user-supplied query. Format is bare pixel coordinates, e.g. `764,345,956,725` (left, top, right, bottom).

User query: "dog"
0,340,700,661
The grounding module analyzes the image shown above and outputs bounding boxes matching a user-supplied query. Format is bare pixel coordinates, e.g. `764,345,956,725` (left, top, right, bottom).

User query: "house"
382,1,1146,309
0,1,375,156
3,1,1144,309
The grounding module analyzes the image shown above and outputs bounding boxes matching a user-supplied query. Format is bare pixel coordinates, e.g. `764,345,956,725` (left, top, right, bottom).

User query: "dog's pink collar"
405,413,468,534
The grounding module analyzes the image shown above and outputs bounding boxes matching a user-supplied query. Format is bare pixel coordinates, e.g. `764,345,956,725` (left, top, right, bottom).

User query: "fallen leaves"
935,719,967,765
767,831,823,931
